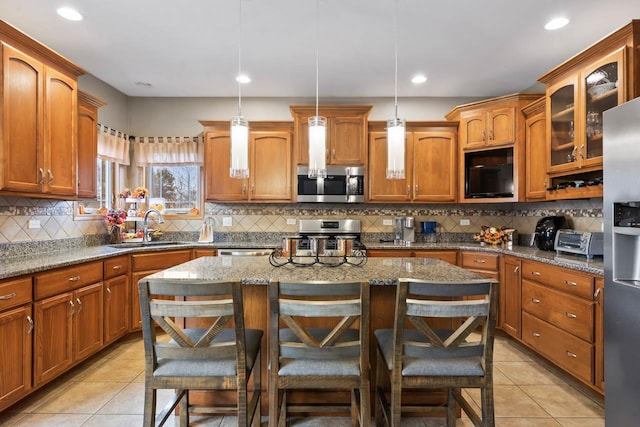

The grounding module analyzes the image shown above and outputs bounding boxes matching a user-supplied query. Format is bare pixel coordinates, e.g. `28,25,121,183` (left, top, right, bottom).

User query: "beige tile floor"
0,333,604,426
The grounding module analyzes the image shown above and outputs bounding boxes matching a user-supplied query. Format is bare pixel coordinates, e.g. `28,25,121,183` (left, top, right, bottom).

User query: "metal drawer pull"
26,316,34,334
106,287,112,301
531,298,541,303
514,266,519,274
594,287,601,302
0,292,17,300
39,168,45,184
68,276,81,282
76,298,83,313
112,265,122,270
474,259,486,264
564,280,577,286
531,332,541,337
47,169,54,184
564,311,577,319
531,271,541,276
69,300,75,315
565,351,577,358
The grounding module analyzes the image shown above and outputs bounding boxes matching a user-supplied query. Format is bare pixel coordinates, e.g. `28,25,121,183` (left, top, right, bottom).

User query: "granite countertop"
0,240,604,281
142,255,485,286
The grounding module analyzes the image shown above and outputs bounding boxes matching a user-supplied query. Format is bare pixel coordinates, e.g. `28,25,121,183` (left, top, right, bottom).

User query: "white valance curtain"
97,124,130,165
133,136,205,167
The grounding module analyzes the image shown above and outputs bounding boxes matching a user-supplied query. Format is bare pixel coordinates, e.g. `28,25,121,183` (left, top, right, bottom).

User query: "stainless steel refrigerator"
603,96,640,426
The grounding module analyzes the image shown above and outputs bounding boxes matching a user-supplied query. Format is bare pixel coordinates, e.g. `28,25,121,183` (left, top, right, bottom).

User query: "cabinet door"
34,292,73,386
44,66,77,196
0,305,33,410
412,131,456,202
486,107,515,146
413,250,457,264
547,76,579,173
131,270,159,330
367,132,411,202
77,98,98,198
459,110,486,149
594,277,604,390
525,111,547,200
104,275,129,344
74,282,104,361
330,116,366,164
366,249,413,257
580,48,625,170
295,116,310,165
250,131,292,201
500,256,521,338
204,132,247,201
1,43,44,193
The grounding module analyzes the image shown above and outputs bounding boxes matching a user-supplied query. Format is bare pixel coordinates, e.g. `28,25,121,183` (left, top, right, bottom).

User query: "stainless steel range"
295,219,366,257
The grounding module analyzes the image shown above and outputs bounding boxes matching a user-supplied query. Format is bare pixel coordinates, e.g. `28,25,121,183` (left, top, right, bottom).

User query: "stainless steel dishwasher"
217,248,273,257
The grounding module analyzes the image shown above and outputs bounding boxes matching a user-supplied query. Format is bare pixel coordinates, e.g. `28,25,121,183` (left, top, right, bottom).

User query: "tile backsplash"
0,195,602,245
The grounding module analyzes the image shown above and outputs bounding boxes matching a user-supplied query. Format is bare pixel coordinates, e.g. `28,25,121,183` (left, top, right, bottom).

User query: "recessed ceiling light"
236,74,251,84
545,17,569,30
411,74,427,84
135,81,153,88
57,7,83,21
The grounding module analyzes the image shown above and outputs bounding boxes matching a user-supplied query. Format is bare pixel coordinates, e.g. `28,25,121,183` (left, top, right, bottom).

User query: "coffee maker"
394,216,415,244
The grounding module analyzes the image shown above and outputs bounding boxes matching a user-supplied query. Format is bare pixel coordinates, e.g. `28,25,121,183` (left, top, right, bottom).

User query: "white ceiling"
1,0,640,98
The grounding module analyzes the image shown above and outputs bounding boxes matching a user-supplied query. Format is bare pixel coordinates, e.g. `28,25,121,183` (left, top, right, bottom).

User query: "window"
148,165,202,215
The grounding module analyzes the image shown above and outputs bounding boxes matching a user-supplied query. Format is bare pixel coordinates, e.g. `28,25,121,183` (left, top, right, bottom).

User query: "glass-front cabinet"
547,48,625,174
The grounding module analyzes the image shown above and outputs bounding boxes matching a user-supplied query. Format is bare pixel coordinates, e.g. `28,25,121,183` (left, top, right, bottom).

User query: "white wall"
78,74,130,131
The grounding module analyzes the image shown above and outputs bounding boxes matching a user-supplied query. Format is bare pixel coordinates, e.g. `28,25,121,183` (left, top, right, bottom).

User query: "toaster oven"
554,229,604,258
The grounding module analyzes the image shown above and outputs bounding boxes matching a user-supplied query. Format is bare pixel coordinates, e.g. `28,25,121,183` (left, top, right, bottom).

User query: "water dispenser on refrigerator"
613,202,640,285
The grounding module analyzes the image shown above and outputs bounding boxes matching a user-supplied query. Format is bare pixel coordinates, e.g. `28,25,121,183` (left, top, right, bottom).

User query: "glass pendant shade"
308,115,327,178
386,117,405,179
230,116,249,178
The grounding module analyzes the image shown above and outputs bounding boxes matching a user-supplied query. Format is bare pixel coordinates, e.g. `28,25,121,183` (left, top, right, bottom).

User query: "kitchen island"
140,255,489,414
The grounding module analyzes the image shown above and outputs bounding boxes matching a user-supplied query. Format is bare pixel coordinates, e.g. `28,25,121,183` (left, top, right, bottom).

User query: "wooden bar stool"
374,278,498,427
268,279,371,427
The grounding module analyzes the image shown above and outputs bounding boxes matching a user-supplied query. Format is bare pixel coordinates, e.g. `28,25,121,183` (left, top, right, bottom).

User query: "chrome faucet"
142,209,165,243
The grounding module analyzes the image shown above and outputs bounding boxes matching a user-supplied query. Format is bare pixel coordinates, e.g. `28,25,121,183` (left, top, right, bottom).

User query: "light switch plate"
28,219,41,229
222,217,232,227
286,218,296,225
460,219,471,226
383,219,393,226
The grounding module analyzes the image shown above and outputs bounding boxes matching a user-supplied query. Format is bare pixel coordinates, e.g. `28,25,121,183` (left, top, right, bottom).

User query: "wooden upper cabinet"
77,91,106,199
368,122,457,203
0,22,85,199
201,121,293,203
522,97,547,201
290,105,371,165
487,107,516,146
459,110,485,149
458,106,515,150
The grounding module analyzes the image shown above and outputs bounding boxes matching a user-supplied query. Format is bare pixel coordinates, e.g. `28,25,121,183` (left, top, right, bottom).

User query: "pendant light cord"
394,0,398,119
237,0,243,117
315,0,320,118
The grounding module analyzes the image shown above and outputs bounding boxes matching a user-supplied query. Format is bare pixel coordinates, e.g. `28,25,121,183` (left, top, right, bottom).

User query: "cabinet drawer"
34,261,103,300
460,252,499,270
522,312,593,384
131,250,192,272
522,280,594,342
0,277,32,311
521,260,594,299
104,256,130,279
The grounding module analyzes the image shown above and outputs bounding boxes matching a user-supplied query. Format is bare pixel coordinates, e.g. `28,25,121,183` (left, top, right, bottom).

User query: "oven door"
296,166,364,203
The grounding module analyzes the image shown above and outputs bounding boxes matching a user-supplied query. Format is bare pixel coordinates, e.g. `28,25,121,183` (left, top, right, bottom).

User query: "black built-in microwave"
464,148,514,198
297,166,365,203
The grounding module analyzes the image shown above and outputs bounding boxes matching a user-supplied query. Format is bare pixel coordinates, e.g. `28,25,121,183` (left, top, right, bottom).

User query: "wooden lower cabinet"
34,292,74,386
594,278,604,391
458,251,499,281
0,304,33,411
74,282,104,361
193,248,217,258
499,256,521,338
104,275,129,344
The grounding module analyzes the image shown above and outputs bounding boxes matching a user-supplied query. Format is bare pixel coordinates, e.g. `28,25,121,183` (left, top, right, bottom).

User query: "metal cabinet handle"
564,280,577,287
514,266,519,274
474,259,486,264
532,332,541,337
579,144,585,159
531,271,541,276
112,265,122,271
26,316,34,334
47,169,54,184
76,298,83,313
481,130,486,142
69,300,75,315
407,185,411,195
68,276,81,282
241,184,246,195
39,168,46,184
594,287,601,302
565,351,577,358
415,184,419,195
251,185,255,194
564,311,577,319
106,287,112,301
0,292,17,300
488,129,493,140
531,298,541,303
332,148,336,159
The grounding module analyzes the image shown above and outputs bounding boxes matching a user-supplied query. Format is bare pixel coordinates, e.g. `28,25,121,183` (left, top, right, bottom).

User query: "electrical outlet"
28,219,41,229
460,219,471,226
222,217,232,227
383,219,393,226
286,218,296,225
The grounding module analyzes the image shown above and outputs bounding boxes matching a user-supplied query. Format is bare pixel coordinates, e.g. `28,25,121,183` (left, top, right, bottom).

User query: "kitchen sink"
108,241,184,249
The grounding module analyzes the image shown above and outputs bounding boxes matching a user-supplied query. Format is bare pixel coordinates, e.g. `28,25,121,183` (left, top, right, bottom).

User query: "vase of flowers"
104,208,127,244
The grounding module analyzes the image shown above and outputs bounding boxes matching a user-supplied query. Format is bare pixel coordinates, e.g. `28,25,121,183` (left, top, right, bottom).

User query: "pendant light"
386,0,405,180
230,0,249,179
308,0,327,179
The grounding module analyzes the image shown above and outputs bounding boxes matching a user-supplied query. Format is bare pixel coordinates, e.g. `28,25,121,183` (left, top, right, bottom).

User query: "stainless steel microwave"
296,166,365,203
